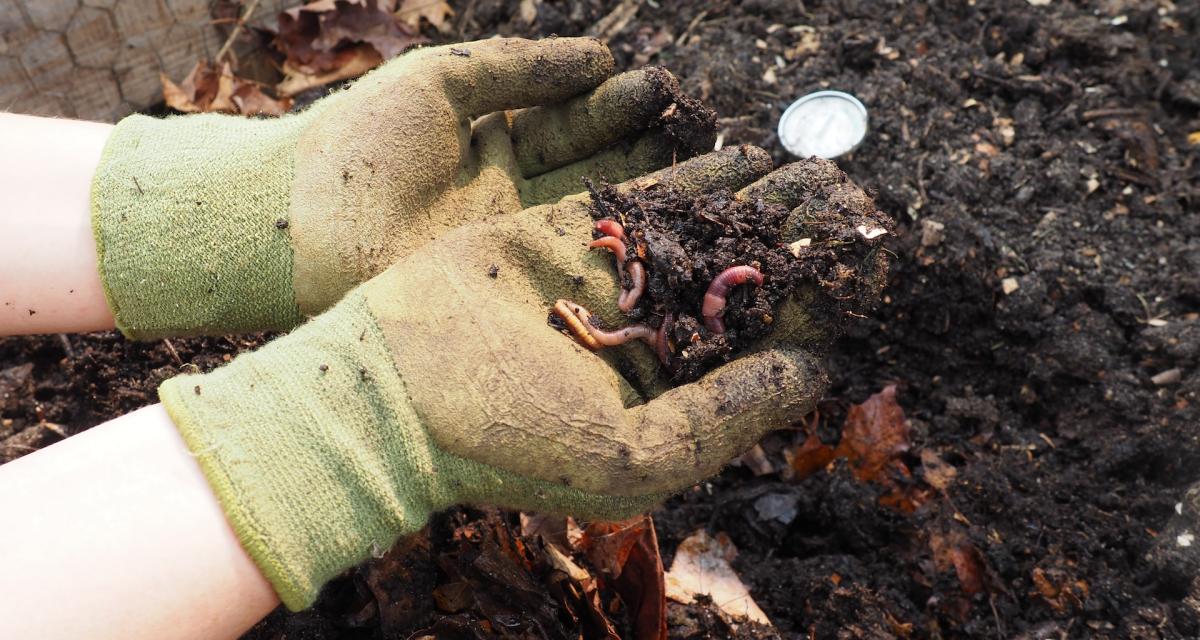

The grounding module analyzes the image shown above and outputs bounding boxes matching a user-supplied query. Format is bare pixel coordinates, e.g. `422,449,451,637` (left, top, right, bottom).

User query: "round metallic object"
777,90,869,159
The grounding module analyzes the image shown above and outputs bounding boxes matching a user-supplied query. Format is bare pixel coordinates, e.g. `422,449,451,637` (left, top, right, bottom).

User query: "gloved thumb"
621,347,827,495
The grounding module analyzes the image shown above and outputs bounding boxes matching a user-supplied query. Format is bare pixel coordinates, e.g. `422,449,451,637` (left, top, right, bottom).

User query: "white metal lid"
777,90,869,159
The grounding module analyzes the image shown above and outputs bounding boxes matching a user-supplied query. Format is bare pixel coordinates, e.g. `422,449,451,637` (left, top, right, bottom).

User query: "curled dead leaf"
580,516,667,640
273,0,426,95
161,60,292,116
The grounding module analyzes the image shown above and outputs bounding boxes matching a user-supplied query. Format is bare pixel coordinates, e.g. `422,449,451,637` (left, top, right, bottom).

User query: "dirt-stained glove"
155,147,884,611
92,37,712,339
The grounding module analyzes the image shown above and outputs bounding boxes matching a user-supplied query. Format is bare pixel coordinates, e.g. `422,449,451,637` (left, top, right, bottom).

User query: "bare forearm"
0,405,279,640
0,113,116,334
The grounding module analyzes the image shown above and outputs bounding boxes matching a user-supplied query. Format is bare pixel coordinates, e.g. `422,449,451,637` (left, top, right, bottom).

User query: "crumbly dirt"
2,0,1199,638
583,161,892,382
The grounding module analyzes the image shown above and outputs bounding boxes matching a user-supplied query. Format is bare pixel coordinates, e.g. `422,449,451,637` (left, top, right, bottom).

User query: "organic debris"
273,0,435,96
787,385,930,511
161,60,292,116
161,0,452,112
664,530,770,626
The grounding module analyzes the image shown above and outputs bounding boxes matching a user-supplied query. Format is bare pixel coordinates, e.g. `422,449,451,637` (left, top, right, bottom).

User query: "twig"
1081,107,1146,122
587,0,642,40
57,334,74,359
162,338,184,366
215,0,262,65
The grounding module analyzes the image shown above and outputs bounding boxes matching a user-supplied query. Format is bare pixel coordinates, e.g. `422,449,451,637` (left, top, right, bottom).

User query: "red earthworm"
702,265,765,334
655,312,674,366
588,236,627,263
618,261,647,312
594,219,626,240
589,233,647,312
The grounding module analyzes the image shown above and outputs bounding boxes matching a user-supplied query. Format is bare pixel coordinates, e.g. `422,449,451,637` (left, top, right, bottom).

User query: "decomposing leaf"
928,527,989,597
520,512,584,552
161,60,292,115
1031,566,1089,613
397,0,454,32
580,516,667,640
785,385,930,510
919,449,958,491
665,530,770,626
837,384,910,483
786,428,837,479
273,0,426,96
277,45,382,96
358,528,438,633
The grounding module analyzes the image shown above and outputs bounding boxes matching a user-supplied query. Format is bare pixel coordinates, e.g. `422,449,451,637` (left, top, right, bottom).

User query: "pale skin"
0,114,280,639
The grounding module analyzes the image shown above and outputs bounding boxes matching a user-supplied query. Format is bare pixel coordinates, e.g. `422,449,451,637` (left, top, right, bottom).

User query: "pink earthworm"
588,236,627,263
594,219,626,240
618,261,647,312
701,266,765,334
589,224,648,312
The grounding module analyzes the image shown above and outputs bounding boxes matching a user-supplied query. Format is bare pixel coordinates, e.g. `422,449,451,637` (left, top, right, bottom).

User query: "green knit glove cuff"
92,112,310,339
159,288,443,609
159,282,664,610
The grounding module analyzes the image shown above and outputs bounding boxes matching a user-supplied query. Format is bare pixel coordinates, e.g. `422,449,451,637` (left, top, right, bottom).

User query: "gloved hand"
156,147,883,611
92,37,712,339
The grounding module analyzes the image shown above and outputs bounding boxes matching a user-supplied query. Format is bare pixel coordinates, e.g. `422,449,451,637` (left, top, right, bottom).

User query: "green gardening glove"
156,148,886,611
92,37,712,339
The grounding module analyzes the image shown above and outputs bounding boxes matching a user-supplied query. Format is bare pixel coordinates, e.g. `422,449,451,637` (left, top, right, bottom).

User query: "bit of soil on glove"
643,66,718,159
587,165,892,383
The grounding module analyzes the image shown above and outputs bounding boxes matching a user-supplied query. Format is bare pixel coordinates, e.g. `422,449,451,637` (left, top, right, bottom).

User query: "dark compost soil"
2,0,1199,638
576,160,891,382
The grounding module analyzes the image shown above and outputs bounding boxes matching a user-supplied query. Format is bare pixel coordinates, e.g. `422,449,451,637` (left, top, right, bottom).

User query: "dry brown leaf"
161,61,291,116
273,0,424,95
580,516,667,640
664,530,770,626
277,43,382,96
397,0,454,32
836,384,910,483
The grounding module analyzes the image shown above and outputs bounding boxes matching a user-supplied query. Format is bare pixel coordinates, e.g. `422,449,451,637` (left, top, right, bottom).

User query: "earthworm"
701,265,765,334
588,236,627,263
594,219,626,240
618,261,647,312
554,300,675,367
589,227,648,312
566,300,655,346
655,312,674,366
553,300,600,350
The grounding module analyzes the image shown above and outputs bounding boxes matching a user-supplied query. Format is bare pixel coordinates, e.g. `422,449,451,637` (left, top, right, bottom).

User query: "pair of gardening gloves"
92,37,860,610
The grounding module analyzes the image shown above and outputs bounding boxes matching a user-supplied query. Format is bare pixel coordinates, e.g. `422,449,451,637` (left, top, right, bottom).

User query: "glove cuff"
159,289,445,610
91,112,309,339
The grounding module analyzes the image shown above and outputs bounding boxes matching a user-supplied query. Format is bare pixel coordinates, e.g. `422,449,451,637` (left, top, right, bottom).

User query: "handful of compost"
553,156,892,383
